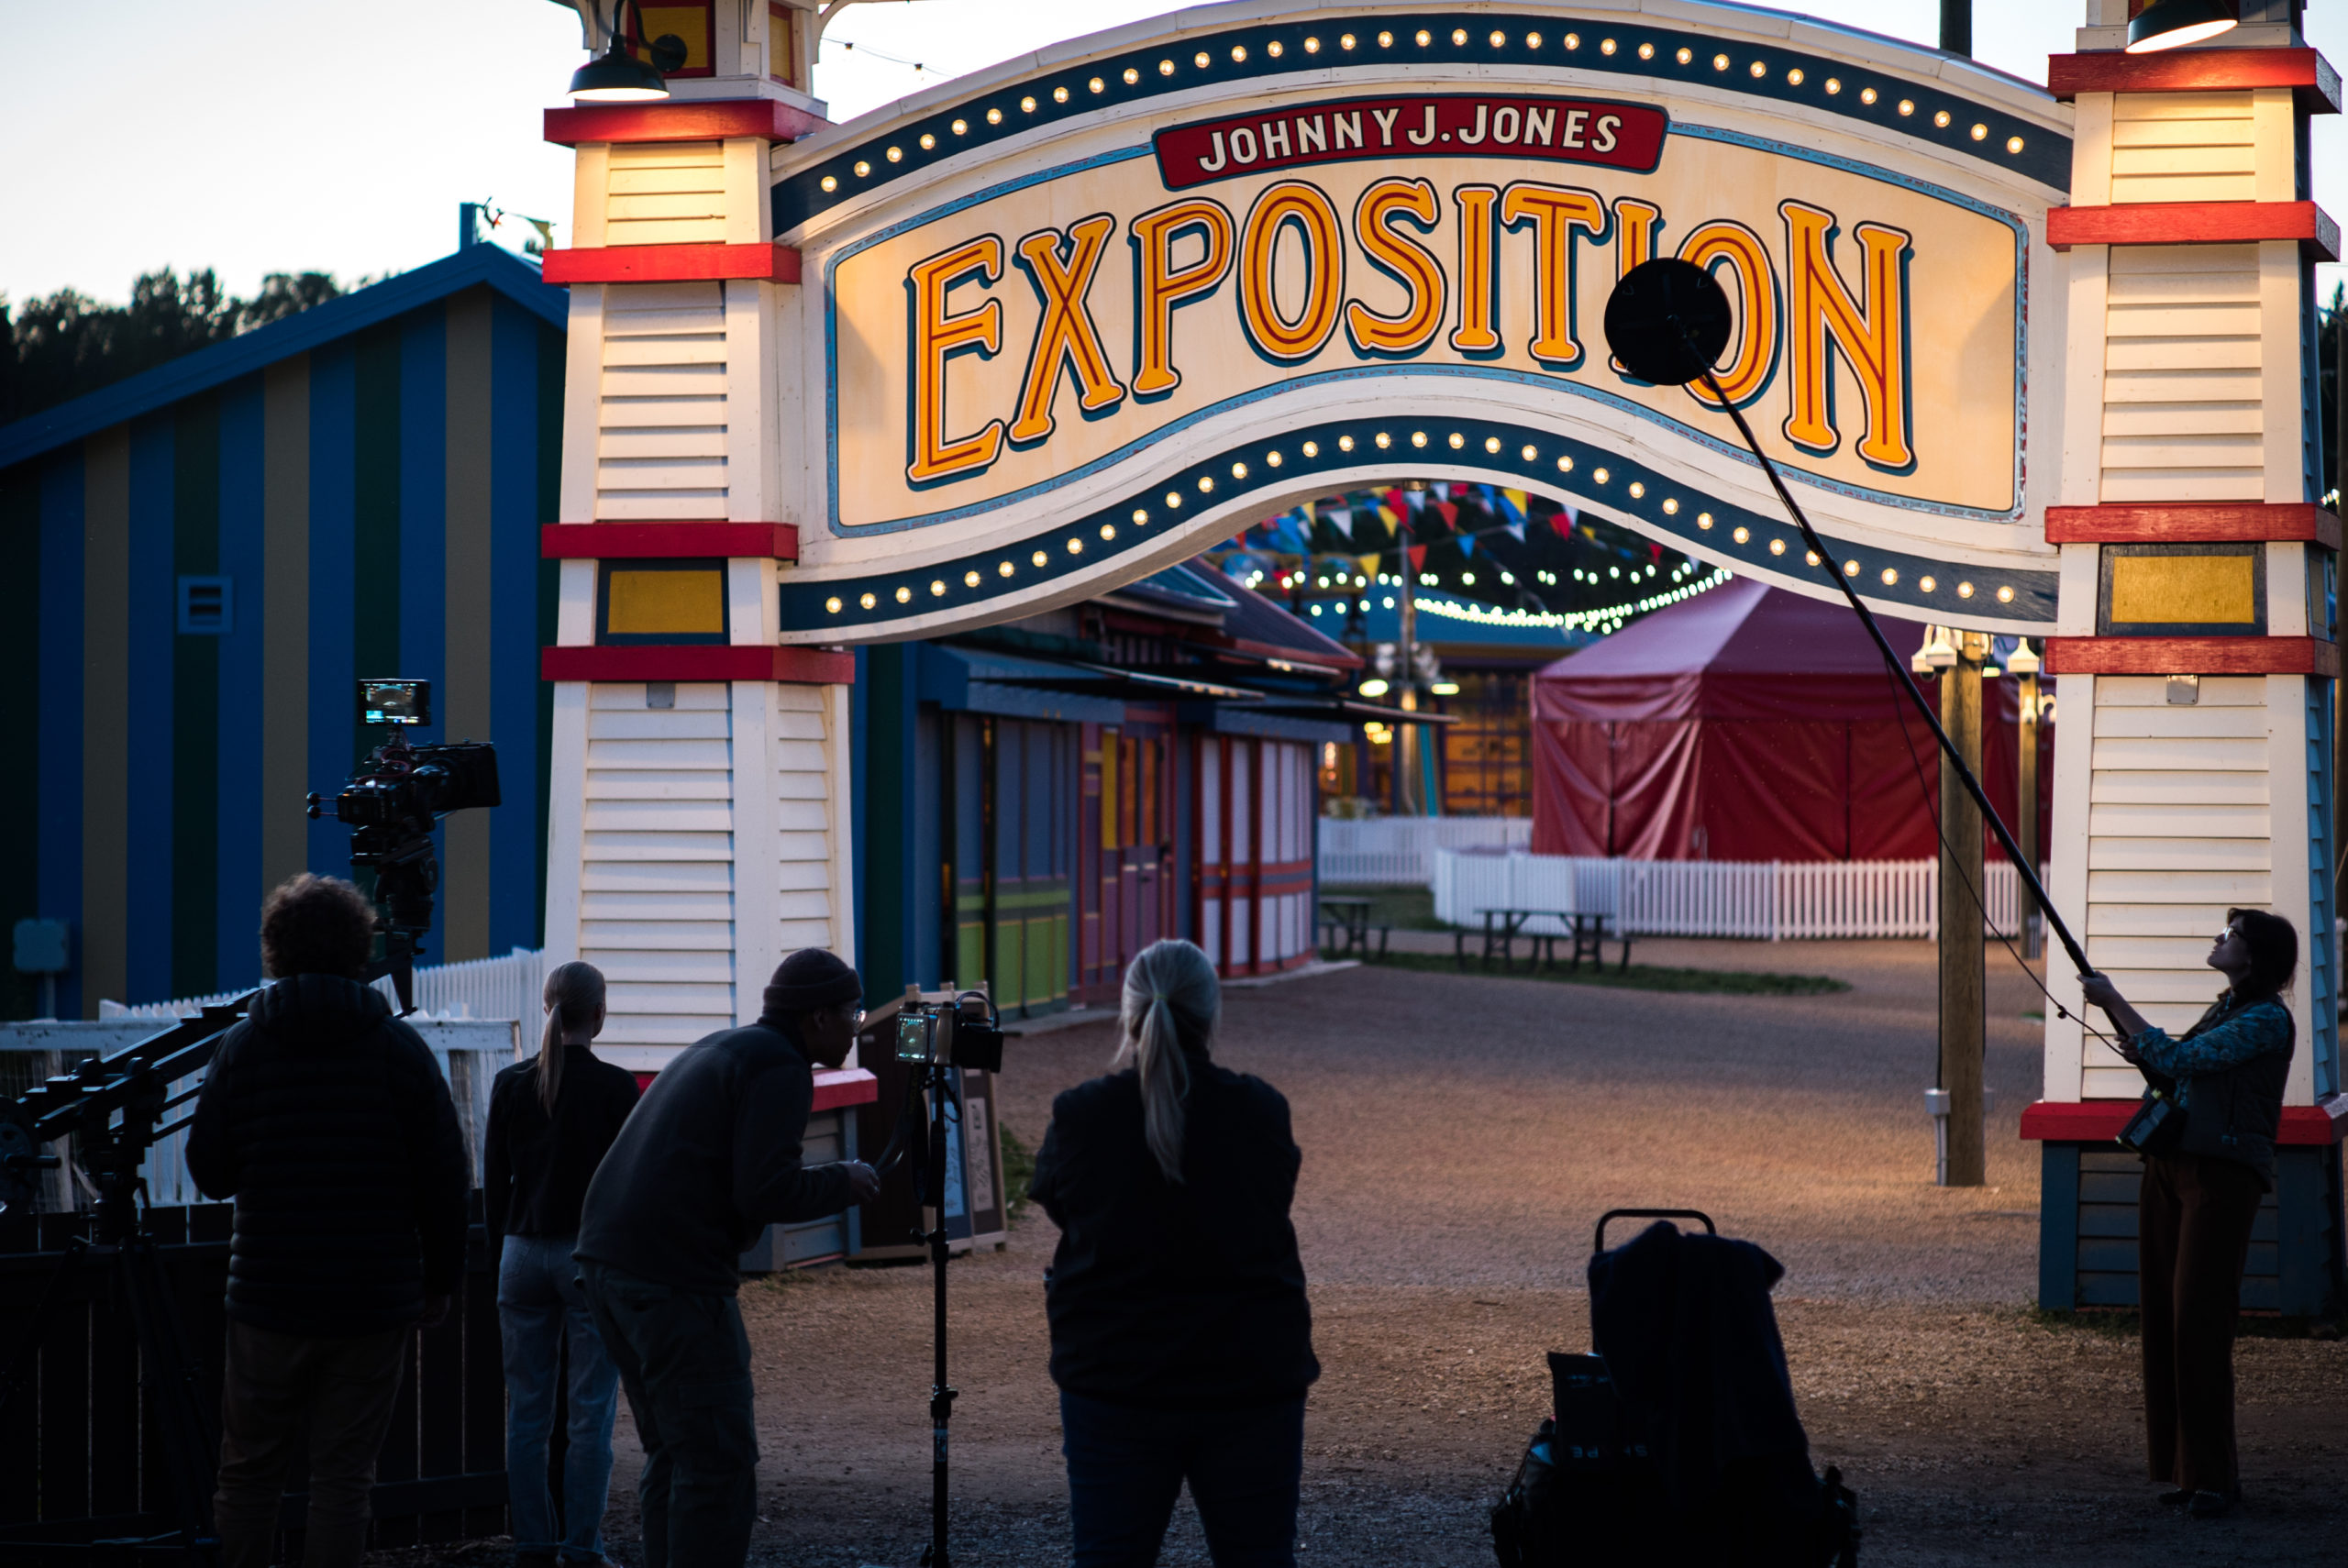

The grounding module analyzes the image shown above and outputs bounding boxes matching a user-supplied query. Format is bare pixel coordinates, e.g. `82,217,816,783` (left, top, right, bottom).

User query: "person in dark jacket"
186,874,469,1568
2080,907,2297,1520
484,959,639,1568
573,948,880,1568
1030,937,1319,1568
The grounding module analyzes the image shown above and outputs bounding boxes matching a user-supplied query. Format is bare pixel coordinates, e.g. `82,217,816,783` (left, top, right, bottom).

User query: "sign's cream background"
829,131,2023,533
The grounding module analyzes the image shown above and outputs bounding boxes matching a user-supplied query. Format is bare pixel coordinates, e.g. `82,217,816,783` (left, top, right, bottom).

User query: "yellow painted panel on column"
2108,555,2257,624
607,568,725,635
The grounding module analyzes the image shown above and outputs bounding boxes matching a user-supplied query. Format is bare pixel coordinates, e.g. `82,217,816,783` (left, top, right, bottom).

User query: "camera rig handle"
1594,1208,1718,1256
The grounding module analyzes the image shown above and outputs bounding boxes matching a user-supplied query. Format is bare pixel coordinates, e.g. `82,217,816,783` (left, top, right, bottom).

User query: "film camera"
308,679,500,1006
893,989,1005,1075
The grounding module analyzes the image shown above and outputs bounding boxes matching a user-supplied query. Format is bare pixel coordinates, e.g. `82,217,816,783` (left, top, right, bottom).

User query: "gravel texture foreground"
371,941,2347,1566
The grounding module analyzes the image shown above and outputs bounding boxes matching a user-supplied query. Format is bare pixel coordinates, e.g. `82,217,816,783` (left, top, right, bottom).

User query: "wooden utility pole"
1939,631,1988,1187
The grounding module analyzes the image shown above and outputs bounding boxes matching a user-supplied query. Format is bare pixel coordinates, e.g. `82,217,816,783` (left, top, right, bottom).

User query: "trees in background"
0,268,353,425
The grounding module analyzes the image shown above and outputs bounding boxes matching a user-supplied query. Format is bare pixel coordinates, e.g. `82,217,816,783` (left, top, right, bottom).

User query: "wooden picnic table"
1452,909,1633,974
1319,895,1387,959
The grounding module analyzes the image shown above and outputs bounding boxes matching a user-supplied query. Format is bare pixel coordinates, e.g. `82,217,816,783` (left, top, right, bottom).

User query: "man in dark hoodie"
574,947,881,1568
187,874,470,1568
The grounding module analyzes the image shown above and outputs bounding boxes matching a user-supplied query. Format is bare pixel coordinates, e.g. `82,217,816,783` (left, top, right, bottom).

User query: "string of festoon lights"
1257,562,1735,635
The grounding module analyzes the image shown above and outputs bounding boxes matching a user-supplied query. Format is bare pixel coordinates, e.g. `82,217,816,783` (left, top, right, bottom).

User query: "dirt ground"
384,941,2348,1566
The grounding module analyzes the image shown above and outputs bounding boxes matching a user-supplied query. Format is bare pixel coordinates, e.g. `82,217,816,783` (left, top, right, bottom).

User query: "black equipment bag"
1489,1211,1859,1568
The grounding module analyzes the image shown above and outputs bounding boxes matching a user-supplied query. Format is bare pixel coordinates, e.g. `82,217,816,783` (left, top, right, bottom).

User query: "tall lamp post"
2008,637,2043,960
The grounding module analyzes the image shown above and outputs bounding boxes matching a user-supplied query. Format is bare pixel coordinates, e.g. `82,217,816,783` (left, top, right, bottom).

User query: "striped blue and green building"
0,243,568,1018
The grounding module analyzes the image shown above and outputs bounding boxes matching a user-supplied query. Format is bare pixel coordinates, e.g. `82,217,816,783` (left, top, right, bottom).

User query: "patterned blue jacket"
2130,993,2292,1110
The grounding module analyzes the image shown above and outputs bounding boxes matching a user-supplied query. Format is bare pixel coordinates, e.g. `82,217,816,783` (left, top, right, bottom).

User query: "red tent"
1530,577,2051,861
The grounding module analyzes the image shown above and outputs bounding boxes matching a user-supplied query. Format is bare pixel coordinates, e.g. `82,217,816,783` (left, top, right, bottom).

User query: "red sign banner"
1152,94,1668,189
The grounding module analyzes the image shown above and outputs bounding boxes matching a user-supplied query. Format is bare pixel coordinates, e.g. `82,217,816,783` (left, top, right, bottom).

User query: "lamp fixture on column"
2125,0,2237,54
570,0,688,100
1922,625,1958,670
2005,637,2041,677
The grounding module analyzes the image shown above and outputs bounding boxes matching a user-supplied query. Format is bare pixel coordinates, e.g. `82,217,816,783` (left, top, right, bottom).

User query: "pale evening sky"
1,1,2341,306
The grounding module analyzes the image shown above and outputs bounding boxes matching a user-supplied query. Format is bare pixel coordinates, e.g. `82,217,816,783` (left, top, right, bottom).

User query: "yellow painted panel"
608,569,725,635
637,7,712,70
2108,554,2255,624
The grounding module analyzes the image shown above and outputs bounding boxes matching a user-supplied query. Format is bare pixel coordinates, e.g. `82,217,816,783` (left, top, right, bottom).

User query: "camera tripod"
876,1055,964,1568
0,998,256,1563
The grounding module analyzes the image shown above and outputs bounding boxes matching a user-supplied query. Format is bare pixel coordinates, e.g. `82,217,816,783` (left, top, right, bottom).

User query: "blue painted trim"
306,343,359,877
490,297,546,956
216,375,268,990
1210,708,1355,744
915,643,1131,723
0,247,568,474
785,413,2059,636
849,645,869,975
777,8,2068,236
824,133,2030,535
36,452,84,1021
126,415,176,1004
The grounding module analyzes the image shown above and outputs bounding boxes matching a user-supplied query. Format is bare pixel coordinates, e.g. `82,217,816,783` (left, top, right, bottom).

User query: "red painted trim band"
540,242,803,285
813,1067,880,1111
542,645,856,684
2044,502,2342,550
2045,48,2342,114
541,522,801,560
2045,201,2339,261
2021,1099,2346,1145
2043,635,2340,677
545,99,826,147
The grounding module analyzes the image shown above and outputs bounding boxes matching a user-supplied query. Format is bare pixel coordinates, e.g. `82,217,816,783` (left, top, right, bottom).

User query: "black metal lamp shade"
2125,0,2239,54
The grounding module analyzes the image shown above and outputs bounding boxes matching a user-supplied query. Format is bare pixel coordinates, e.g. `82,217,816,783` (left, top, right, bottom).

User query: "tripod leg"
922,1066,957,1568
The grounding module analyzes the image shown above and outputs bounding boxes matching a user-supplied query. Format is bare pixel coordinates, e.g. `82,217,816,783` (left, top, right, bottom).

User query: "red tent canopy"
1530,577,2052,861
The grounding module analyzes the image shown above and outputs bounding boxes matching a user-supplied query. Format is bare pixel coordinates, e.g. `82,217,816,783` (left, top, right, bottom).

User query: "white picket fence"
1318,816,1534,885
1430,850,2039,940
99,946,547,1026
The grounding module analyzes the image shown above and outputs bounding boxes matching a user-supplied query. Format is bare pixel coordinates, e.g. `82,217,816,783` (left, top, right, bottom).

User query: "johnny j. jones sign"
824,90,2026,535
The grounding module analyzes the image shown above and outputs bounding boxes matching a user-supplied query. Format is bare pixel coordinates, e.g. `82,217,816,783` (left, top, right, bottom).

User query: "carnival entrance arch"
539,2,2339,1300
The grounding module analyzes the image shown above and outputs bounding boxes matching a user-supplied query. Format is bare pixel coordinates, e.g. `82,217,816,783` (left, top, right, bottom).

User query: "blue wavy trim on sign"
775,9,2069,237
783,413,2057,640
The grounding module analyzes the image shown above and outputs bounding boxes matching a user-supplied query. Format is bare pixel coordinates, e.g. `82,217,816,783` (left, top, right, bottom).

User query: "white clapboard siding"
2099,246,2264,502
2109,92,2256,205
2082,678,2274,1057
773,684,840,950
599,282,731,520
604,142,729,247
582,684,737,1052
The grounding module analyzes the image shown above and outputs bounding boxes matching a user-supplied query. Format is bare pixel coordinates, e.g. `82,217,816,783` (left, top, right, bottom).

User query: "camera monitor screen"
895,1010,934,1065
360,679,433,727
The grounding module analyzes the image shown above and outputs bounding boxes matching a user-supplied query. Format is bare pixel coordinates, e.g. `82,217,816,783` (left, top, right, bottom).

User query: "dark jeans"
2139,1151,2265,1496
212,1320,411,1568
1059,1390,1305,1568
579,1260,759,1568
500,1235,622,1561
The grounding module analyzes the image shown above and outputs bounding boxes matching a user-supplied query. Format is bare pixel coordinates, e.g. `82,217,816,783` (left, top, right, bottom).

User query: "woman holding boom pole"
2077,911,2296,1520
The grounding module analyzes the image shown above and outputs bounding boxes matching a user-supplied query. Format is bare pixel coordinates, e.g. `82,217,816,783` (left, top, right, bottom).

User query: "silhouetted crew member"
484,959,639,1568
2081,908,2296,1520
188,874,469,1568
573,948,880,1568
1032,938,1320,1568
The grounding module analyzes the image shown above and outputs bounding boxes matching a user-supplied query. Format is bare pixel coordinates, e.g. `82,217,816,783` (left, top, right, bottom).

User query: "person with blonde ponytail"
483,961,639,1567
1031,939,1318,1566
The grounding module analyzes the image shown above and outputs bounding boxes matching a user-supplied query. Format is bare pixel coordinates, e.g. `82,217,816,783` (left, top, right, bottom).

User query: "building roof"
0,244,569,472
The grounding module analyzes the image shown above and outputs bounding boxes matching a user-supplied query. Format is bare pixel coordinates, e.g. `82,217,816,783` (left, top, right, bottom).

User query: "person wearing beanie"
574,948,880,1568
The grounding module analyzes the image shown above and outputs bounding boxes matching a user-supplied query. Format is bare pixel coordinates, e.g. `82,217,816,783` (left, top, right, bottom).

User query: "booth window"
598,560,729,645
177,576,232,635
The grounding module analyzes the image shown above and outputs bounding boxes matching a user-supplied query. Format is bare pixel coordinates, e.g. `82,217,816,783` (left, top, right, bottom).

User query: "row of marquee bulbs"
564,0,2232,103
